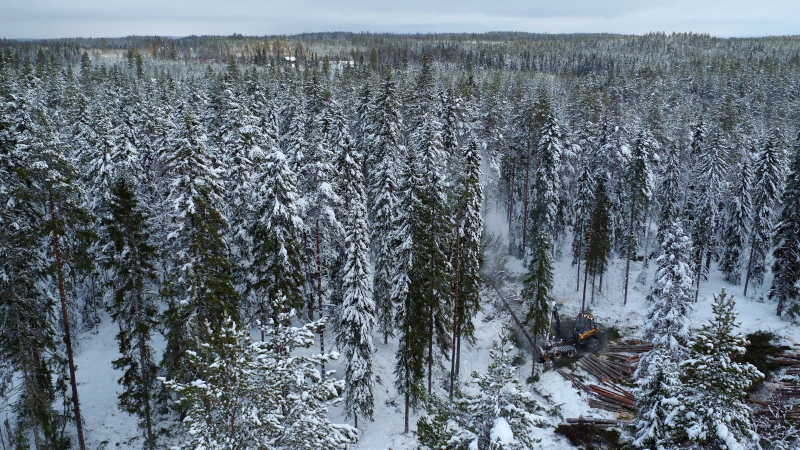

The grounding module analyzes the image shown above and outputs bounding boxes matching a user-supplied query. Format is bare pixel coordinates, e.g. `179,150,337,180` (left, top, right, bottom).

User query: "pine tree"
521,230,553,377
634,221,693,449
745,131,784,296
249,148,306,325
675,289,763,449
720,158,752,285
771,134,800,317
623,129,656,305
449,139,483,399
103,176,159,450
417,332,545,450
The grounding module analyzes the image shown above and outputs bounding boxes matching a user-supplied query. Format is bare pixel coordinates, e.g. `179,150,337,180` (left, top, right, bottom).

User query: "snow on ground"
34,208,800,449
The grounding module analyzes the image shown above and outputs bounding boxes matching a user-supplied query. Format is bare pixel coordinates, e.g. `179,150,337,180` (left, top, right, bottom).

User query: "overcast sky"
1,0,798,39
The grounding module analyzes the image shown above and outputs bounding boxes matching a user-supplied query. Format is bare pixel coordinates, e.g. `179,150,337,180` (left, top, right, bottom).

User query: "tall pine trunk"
138,329,155,450
50,192,86,450
623,202,636,306
316,219,325,373
449,220,462,401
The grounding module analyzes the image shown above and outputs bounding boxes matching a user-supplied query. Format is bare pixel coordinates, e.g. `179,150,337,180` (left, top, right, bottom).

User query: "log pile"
775,384,800,398
770,353,800,366
607,342,653,353
748,398,800,420
587,384,637,412
580,354,635,382
565,417,619,428
557,367,638,412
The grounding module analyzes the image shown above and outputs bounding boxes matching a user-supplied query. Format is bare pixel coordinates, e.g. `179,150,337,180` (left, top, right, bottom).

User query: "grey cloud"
0,0,798,39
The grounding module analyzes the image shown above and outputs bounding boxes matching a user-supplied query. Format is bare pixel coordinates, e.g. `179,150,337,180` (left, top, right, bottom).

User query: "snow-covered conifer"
449,138,483,396
745,131,784,295
249,149,306,323
675,289,763,449
162,313,357,450
771,134,800,316
623,129,656,305
634,221,694,449
369,69,403,344
103,176,159,450
417,332,545,450
720,158,753,285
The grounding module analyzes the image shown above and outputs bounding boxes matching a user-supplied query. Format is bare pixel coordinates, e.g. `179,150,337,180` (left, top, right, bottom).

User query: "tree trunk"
522,150,530,253
316,219,325,373
694,246,705,303
449,220,462,401
576,243,581,292
743,227,759,297
50,193,86,450
623,204,635,306
403,381,410,434
581,216,593,313
138,327,155,450
531,334,538,378
427,311,433,395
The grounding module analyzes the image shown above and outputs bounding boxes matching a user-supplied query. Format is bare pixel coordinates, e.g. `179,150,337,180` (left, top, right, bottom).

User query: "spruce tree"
656,142,683,245
572,164,595,292
530,111,565,252
690,133,728,300
634,221,693,449
521,230,553,377
334,126,376,428
745,130,784,296
162,313,357,450
623,129,656,305
676,289,762,449
449,139,483,398
393,147,432,434
417,333,545,450
369,69,403,344
771,134,800,317
160,109,239,408
0,98,68,450
413,109,453,395
720,158,752,285
585,178,612,305
103,176,159,450
249,148,306,324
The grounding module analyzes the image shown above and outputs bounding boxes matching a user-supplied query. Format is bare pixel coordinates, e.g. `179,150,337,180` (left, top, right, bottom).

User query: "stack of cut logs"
565,417,619,429
746,352,800,421
580,354,636,382
749,398,800,420
558,341,654,415
607,342,654,353
556,368,637,413
770,353,800,375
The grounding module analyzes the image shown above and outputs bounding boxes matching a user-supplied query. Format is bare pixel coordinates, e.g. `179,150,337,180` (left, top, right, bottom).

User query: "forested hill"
2,32,800,449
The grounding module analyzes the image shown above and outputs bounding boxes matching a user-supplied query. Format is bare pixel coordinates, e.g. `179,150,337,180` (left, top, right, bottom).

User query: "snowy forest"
2,32,800,449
